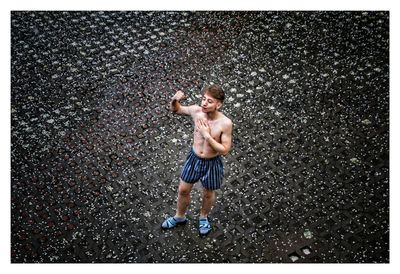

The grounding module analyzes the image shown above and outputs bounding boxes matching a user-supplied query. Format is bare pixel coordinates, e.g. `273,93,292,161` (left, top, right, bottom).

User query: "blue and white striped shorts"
180,148,224,190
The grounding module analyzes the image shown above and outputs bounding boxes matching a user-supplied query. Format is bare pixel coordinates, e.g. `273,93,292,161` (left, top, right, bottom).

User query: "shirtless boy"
161,84,233,236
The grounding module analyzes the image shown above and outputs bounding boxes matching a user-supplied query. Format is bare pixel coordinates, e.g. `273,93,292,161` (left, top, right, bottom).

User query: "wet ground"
11,11,389,263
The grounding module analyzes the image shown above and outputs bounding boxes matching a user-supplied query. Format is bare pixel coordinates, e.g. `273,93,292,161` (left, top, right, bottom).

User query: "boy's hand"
172,90,185,101
196,119,211,139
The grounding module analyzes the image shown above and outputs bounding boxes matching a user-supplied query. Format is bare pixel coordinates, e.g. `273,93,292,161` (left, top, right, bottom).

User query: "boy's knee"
178,181,192,196
203,189,215,199
178,188,191,196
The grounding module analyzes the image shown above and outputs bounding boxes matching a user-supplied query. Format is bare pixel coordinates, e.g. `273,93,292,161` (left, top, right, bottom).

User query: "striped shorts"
180,148,224,190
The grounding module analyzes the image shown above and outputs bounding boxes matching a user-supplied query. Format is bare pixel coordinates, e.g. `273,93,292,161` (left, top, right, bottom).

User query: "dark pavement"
11,11,389,263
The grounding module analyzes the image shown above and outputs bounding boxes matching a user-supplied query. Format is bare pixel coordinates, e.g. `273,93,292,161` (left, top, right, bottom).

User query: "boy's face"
201,91,222,113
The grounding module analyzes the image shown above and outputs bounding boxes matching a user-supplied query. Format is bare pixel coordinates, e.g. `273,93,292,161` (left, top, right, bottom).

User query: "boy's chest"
193,114,223,138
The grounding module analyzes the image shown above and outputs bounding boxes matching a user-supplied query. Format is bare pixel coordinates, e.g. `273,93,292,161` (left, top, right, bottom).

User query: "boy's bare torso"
190,106,230,158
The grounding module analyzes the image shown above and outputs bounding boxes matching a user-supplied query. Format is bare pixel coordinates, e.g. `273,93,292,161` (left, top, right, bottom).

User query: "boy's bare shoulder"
220,113,233,128
190,105,203,116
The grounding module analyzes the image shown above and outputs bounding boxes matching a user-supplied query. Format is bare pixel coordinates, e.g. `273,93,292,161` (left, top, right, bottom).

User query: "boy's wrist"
204,134,212,141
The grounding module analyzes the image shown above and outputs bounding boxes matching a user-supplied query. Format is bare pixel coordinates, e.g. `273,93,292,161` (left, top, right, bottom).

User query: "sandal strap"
166,217,177,228
199,219,210,228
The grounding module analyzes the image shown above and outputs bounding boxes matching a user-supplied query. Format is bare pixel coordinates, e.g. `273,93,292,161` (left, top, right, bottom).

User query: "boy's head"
203,84,225,102
201,85,225,113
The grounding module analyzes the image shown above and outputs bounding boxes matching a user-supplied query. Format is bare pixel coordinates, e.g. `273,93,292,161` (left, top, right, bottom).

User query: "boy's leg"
200,188,215,218
198,188,215,235
161,179,193,229
175,179,194,218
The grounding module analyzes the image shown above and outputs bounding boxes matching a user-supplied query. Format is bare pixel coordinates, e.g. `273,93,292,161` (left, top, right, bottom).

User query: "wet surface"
11,11,389,263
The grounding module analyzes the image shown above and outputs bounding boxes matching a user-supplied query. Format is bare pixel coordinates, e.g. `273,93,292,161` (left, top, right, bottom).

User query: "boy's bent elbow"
222,147,230,156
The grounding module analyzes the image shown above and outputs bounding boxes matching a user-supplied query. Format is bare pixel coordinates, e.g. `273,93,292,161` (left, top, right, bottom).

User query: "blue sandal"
199,218,211,236
161,216,187,229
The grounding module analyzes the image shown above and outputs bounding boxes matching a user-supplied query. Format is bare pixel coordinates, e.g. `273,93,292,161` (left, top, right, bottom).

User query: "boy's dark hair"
203,84,225,102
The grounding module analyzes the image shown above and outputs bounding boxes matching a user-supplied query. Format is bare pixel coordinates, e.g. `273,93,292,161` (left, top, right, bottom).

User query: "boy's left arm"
219,120,232,156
